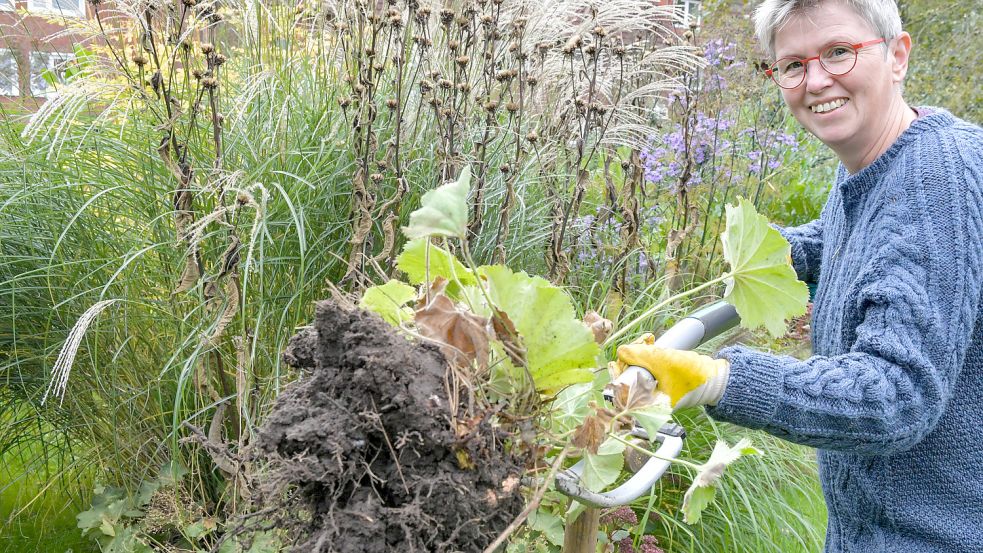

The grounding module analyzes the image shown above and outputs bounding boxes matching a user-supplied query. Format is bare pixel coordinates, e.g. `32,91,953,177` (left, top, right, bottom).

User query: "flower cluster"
617,535,664,553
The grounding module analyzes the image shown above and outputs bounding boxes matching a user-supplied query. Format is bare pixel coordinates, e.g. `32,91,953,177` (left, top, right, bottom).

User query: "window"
0,49,17,96
27,0,85,17
30,51,72,96
0,0,16,12
675,0,702,27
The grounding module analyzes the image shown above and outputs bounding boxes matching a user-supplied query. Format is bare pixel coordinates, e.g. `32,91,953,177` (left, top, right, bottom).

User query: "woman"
616,0,983,551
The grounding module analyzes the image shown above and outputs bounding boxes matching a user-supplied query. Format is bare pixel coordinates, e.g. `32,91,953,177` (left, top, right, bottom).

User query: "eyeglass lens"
772,43,858,88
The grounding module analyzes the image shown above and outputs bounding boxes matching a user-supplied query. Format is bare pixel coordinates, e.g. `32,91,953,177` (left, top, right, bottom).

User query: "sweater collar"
836,107,956,207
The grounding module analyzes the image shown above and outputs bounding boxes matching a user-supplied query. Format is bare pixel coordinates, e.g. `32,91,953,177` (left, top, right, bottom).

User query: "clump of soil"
251,301,524,552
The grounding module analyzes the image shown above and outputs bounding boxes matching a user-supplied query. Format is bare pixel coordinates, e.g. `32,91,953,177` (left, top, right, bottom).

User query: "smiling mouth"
810,98,848,114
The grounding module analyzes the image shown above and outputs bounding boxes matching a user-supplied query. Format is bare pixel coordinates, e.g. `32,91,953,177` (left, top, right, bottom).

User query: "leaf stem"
603,273,731,347
609,433,702,471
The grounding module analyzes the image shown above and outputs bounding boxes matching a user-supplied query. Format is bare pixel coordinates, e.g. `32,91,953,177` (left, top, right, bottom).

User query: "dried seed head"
354,83,366,94
456,81,470,92
614,45,626,57
373,63,384,72
480,14,493,25
592,25,607,37
192,68,203,79
563,34,581,54
508,41,518,52
448,39,460,51
182,0,196,7
429,96,443,106
584,44,596,55
494,69,511,82
201,43,214,54
484,99,499,112
440,107,453,117
526,75,538,87
513,17,527,30
201,76,218,89
689,20,699,30
456,55,469,66
133,53,149,67
440,8,454,24
499,163,511,173
420,79,433,91
365,47,375,57
429,70,441,79
338,97,351,108
386,98,398,108
377,160,389,170
236,190,253,205
505,101,519,113
370,173,384,183
438,79,453,89
214,53,227,66
525,130,538,143
683,30,694,42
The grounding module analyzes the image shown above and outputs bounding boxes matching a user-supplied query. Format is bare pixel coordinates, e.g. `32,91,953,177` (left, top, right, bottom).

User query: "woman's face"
773,1,905,153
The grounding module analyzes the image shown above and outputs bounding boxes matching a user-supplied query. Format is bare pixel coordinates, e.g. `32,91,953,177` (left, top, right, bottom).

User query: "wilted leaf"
479,265,599,391
360,280,416,326
491,307,526,366
682,438,760,524
721,197,809,337
396,238,476,290
415,292,490,369
403,166,471,239
173,253,201,294
582,310,613,344
572,414,607,454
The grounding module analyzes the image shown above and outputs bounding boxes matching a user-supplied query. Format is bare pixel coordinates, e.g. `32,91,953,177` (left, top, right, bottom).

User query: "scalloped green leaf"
581,437,626,492
720,197,809,338
396,238,476,291
403,166,470,240
360,280,416,326
682,438,760,524
478,265,599,392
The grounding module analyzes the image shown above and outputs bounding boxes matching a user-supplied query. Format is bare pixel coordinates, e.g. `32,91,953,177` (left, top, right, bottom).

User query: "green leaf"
628,402,673,439
360,280,416,326
720,197,809,337
682,438,760,524
479,265,599,391
403,166,470,240
581,439,625,492
396,238,476,290
549,382,594,435
528,509,565,546
681,485,716,525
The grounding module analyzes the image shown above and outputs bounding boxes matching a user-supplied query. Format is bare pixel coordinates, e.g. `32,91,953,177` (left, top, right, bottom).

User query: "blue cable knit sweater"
706,108,983,553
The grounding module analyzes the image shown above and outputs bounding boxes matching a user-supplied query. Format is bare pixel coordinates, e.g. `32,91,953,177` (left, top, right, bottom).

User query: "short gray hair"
754,0,903,58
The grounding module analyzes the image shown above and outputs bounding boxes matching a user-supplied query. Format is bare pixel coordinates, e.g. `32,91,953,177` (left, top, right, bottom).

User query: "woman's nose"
804,59,834,93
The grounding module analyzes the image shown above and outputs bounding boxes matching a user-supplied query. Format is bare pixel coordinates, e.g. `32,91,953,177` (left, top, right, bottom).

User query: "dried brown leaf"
491,307,526,366
582,310,613,344
572,414,607,454
173,253,201,294
607,371,657,412
415,292,490,369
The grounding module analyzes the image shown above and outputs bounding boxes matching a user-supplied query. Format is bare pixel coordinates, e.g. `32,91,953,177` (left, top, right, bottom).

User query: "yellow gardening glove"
615,336,730,409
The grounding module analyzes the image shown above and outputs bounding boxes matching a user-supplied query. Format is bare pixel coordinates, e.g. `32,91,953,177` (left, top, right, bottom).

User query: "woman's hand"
615,335,730,409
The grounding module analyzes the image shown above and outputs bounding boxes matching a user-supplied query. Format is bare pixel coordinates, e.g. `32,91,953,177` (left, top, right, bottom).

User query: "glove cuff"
702,358,731,406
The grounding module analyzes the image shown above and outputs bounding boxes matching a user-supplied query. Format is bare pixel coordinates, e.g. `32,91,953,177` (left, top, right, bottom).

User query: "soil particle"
251,301,523,552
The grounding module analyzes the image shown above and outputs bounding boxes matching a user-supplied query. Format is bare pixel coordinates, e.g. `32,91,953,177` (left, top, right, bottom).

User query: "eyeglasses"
765,38,886,89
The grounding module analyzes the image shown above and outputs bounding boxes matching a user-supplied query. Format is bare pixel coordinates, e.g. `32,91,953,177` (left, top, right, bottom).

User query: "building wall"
0,0,93,108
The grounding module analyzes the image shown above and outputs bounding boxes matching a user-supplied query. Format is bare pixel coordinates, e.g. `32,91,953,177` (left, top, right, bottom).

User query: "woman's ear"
891,32,913,84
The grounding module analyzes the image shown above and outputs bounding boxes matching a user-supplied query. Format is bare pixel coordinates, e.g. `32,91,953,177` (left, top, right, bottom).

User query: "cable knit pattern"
706,108,983,553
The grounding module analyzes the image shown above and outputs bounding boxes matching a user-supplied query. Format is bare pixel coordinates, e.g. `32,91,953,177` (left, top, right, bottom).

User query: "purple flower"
601,506,638,526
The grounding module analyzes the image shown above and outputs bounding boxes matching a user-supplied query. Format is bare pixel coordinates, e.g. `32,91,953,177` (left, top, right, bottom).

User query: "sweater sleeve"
772,219,823,285
707,134,983,455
